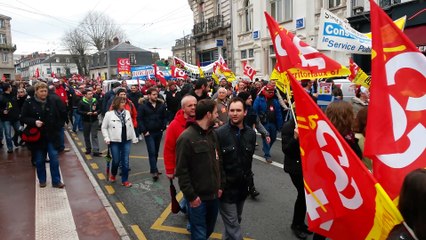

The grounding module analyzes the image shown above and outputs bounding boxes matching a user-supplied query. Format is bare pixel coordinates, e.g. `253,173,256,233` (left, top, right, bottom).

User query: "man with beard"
165,81,182,122
176,99,222,240
215,98,256,239
190,78,210,101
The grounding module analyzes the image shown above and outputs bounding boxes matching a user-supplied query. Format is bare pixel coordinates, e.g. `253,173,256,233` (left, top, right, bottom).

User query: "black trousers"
289,172,306,227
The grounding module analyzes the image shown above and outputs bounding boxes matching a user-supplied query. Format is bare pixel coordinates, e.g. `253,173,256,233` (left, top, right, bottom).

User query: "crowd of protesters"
1,73,423,240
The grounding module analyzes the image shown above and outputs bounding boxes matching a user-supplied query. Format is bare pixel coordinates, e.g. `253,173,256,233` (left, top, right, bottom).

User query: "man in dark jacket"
165,81,182,123
138,87,167,180
282,120,312,239
175,99,222,240
0,83,20,153
78,89,101,156
215,97,256,240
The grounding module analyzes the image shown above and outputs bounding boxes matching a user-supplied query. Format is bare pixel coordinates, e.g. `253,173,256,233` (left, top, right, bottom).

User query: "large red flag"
35,68,40,78
153,64,167,86
289,73,402,239
264,12,347,75
242,61,256,80
365,1,426,199
171,65,188,79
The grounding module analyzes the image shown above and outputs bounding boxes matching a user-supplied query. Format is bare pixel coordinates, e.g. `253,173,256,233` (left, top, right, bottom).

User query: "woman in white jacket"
102,96,138,187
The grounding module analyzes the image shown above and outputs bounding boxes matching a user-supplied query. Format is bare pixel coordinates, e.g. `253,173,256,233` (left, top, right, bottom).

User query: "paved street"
69,128,309,240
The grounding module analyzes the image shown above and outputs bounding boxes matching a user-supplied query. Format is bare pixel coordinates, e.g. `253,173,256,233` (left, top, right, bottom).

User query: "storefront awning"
404,25,426,52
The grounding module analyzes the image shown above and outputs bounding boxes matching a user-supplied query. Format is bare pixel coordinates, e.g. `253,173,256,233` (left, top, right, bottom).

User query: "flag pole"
285,71,297,126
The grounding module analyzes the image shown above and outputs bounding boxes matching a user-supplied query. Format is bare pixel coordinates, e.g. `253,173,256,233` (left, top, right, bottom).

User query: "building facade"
188,0,233,68
15,52,78,80
171,34,196,64
0,14,16,80
88,40,157,80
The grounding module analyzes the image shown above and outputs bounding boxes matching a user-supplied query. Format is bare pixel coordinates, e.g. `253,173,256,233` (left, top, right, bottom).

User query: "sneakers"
152,172,162,181
122,181,132,187
109,175,116,183
249,188,260,198
291,225,308,239
7,149,13,153
92,152,101,157
53,182,65,188
85,149,91,155
40,182,47,188
265,157,272,163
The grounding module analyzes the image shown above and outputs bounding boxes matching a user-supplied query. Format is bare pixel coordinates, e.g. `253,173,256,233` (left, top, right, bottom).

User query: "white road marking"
253,154,284,169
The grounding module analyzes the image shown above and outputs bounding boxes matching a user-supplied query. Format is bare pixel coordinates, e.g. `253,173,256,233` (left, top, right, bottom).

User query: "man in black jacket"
175,99,222,240
78,89,101,156
138,87,167,180
0,83,20,153
215,97,256,240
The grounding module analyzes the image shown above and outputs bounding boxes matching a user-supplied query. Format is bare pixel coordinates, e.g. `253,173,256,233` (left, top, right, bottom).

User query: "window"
329,0,341,8
216,0,221,15
66,58,70,63
248,49,254,58
0,33,6,44
243,0,252,32
270,0,292,22
55,58,60,63
241,50,247,59
129,53,136,65
0,19,4,28
2,53,7,63
56,68,61,75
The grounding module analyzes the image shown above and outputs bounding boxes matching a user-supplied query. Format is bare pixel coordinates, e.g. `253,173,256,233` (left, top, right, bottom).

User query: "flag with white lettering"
243,61,256,80
289,72,402,239
349,58,371,88
264,12,349,77
153,64,167,86
365,1,426,199
171,65,188,79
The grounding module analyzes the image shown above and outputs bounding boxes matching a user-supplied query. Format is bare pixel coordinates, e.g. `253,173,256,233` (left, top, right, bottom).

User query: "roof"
103,42,151,53
0,14,11,20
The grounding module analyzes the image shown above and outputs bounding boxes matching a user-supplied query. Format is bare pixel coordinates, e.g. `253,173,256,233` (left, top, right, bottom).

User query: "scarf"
114,110,126,127
34,95,47,111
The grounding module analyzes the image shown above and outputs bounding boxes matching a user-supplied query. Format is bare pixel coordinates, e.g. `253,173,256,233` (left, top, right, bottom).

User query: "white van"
331,78,356,102
102,79,145,93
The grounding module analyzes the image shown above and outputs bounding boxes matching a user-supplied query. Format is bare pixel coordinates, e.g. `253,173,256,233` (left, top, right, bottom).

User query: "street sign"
216,39,224,47
296,17,305,29
252,30,260,40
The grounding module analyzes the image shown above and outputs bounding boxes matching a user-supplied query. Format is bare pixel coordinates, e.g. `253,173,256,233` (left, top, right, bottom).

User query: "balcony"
193,21,206,36
0,43,16,52
207,15,223,32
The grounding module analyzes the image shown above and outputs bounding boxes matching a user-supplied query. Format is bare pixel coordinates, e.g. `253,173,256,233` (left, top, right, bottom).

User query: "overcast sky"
1,0,194,58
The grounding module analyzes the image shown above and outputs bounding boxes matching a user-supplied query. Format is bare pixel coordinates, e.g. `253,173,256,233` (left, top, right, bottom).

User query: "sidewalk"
0,131,128,240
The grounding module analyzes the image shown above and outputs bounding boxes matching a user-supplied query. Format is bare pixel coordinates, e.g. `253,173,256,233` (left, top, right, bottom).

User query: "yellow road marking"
151,192,253,239
97,173,105,180
86,155,92,160
90,163,99,170
116,202,128,214
77,142,82,146
105,185,115,194
131,225,147,240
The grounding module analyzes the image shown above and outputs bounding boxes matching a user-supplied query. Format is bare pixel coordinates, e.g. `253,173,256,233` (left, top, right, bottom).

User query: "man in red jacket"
163,95,197,179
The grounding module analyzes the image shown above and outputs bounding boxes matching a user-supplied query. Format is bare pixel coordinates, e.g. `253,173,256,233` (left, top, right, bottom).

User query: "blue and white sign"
131,66,171,80
252,30,260,40
216,39,224,47
295,18,305,29
317,9,372,54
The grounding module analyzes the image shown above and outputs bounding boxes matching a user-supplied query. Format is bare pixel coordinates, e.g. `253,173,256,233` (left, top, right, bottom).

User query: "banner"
289,73,402,239
318,9,406,54
131,66,171,81
173,57,215,79
365,1,426,200
264,12,350,78
243,61,256,80
117,58,131,77
349,58,371,88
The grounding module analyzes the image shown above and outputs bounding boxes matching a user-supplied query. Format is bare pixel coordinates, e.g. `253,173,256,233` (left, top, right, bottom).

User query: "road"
69,127,312,240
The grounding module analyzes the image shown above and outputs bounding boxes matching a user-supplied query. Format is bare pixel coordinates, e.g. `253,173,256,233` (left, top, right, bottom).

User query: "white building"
231,0,352,80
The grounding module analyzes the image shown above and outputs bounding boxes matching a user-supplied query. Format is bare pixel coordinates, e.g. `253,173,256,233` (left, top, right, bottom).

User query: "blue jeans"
110,140,131,182
188,198,219,240
144,131,163,173
2,120,20,151
72,109,83,132
0,119,4,142
34,142,62,185
262,123,277,159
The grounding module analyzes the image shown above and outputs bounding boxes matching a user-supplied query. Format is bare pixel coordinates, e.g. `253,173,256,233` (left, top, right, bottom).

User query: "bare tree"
62,28,90,75
80,11,127,51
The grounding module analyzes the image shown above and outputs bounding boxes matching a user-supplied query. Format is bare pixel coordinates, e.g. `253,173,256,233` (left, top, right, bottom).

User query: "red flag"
153,64,167,86
171,65,188,79
35,68,40,78
117,58,130,75
289,72,402,239
348,58,358,82
136,78,142,92
264,12,345,74
1,74,6,81
51,71,55,78
365,1,426,199
242,61,256,80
